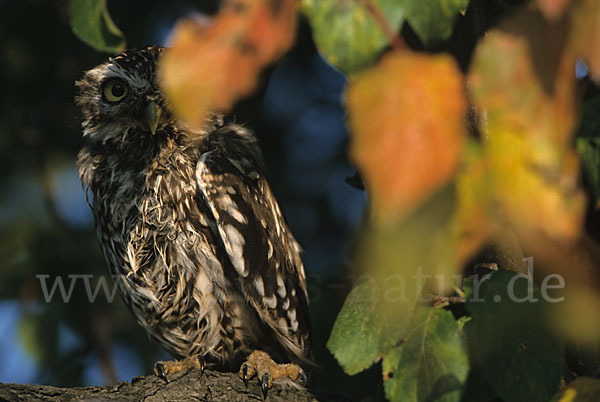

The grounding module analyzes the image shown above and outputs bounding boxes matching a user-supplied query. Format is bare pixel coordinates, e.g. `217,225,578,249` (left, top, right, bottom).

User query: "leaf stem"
427,293,466,306
363,0,405,51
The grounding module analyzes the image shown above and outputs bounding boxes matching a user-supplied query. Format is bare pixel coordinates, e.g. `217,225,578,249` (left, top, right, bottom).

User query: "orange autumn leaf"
535,0,571,21
347,50,466,224
159,0,298,129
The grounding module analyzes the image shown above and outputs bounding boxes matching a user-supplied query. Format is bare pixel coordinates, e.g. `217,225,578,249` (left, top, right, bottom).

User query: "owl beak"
145,102,161,135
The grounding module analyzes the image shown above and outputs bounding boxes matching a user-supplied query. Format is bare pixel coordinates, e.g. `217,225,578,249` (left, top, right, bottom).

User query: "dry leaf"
469,9,585,242
347,50,466,224
159,0,298,129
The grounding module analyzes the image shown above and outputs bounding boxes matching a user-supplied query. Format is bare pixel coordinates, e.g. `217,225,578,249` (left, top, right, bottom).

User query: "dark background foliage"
0,0,372,396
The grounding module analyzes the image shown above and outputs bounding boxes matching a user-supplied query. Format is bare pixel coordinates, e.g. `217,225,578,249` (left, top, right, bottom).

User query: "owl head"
76,46,174,144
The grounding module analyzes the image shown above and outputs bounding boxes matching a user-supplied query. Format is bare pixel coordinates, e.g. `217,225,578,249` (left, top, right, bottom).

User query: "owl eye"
102,78,128,103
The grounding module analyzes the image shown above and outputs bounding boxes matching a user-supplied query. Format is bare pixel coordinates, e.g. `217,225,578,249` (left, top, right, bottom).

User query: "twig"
428,294,466,306
363,0,405,51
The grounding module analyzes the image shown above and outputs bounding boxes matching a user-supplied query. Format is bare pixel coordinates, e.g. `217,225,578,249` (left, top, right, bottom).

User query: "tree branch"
0,369,351,401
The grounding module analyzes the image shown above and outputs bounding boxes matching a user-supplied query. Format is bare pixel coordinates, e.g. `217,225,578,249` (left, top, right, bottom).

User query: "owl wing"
194,129,311,363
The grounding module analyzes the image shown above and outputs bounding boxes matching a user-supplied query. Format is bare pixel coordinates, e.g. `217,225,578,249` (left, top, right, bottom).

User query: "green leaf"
403,0,469,47
327,185,459,375
18,312,45,364
456,315,471,331
327,280,418,375
301,0,469,73
69,0,125,54
466,270,564,402
18,310,59,367
576,97,600,208
301,0,405,74
383,307,469,402
550,377,600,402
327,184,460,375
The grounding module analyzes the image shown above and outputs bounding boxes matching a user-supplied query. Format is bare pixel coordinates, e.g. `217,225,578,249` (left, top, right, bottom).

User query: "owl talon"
261,373,269,399
198,355,205,377
154,362,168,383
242,363,249,386
298,369,308,386
240,350,304,397
154,355,205,382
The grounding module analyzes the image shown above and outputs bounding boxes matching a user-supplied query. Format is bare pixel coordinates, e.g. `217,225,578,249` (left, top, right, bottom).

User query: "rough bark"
0,369,351,401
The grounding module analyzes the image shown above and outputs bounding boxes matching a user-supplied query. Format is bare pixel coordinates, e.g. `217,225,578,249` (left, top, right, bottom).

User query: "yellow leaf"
347,50,466,224
557,389,576,402
469,8,585,242
454,140,492,262
159,0,298,129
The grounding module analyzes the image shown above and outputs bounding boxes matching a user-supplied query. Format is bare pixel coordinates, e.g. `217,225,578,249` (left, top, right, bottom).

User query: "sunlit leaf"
18,310,60,372
550,377,600,402
327,280,418,375
159,0,298,129
374,184,463,289
69,0,125,54
456,315,471,331
328,185,467,376
466,270,564,402
488,133,584,241
470,9,576,144
469,8,585,242
325,285,375,375
347,50,466,224
535,0,571,21
301,0,405,74
402,0,469,47
18,311,45,364
382,307,469,402
302,0,469,73
454,139,493,262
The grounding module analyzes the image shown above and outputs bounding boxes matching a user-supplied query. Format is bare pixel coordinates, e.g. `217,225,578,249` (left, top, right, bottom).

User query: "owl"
76,46,311,395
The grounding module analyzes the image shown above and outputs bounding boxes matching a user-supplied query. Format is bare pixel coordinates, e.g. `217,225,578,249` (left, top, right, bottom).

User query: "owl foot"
239,350,306,398
154,354,205,383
